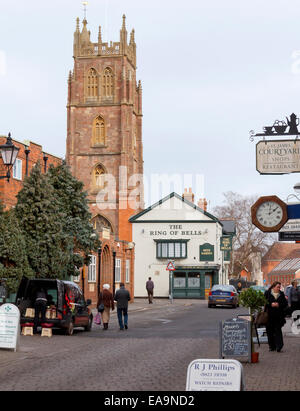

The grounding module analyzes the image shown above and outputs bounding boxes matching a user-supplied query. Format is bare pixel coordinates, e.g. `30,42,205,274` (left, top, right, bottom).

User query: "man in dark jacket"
146,277,154,304
114,283,131,330
33,288,48,334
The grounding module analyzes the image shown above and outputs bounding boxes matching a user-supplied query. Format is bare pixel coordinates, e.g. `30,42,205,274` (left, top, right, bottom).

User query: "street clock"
251,195,288,232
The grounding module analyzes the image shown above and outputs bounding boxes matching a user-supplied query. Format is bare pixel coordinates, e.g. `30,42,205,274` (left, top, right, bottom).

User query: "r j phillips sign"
256,140,300,174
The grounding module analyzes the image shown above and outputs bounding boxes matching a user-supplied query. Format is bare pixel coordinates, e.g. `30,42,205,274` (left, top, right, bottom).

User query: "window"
126,260,130,283
93,164,106,188
13,158,22,180
88,255,96,282
115,259,121,283
156,241,188,259
92,116,106,146
86,68,98,99
102,67,114,98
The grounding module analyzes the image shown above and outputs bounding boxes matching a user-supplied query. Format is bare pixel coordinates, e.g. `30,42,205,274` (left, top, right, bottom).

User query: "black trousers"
33,300,47,332
266,323,284,351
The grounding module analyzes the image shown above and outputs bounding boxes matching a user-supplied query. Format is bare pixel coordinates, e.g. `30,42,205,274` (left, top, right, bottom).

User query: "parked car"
16,277,93,335
208,285,239,308
250,285,267,293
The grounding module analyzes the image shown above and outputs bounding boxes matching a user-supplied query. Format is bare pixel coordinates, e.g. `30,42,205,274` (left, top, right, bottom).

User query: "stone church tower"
66,15,144,299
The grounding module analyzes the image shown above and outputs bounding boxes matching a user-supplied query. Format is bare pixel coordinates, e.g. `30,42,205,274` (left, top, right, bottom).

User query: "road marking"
156,319,172,324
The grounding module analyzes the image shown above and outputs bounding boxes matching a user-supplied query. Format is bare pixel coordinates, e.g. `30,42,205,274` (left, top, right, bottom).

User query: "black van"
16,277,93,335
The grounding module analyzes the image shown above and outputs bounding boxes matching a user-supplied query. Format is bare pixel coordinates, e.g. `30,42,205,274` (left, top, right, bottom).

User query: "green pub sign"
199,243,214,262
220,236,232,251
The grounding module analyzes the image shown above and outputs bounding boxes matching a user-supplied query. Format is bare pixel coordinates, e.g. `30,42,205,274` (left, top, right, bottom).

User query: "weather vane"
82,1,88,20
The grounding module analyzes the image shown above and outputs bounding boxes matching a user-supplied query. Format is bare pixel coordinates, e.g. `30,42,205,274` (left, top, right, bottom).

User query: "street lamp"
112,249,116,296
97,241,102,297
0,133,20,182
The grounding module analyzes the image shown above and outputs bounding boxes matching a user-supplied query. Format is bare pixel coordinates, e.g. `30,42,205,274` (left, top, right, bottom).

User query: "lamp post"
112,249,116,296
0,133,20,182
97,242,102,297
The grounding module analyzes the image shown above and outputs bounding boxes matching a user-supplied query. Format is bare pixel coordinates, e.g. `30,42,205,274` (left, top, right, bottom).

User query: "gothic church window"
102,67,114,99
92,116,106,146
93,164,106,189
86,68,98,100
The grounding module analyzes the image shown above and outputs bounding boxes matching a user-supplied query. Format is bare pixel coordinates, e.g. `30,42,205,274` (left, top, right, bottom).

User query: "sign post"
166,261,175,304
0,303,20,352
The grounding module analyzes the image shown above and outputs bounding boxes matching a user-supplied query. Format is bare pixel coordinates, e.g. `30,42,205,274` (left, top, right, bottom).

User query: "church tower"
66,15,144,243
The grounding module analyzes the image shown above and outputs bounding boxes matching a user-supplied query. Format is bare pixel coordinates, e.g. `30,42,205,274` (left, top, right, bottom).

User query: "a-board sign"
186,359,244,391
220,318,251,362
0,304,20,352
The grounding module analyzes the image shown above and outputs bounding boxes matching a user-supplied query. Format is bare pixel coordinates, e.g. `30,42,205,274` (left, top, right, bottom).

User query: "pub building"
130,190,234,299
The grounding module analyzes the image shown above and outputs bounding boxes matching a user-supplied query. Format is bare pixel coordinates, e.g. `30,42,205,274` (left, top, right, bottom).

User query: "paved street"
0,299,299,391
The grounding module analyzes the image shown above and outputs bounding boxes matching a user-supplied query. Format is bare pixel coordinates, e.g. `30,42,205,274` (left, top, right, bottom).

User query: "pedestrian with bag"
264,281,287,352
114,282,131,330
146,277,154,304
97,284,114,330
288,280,300,317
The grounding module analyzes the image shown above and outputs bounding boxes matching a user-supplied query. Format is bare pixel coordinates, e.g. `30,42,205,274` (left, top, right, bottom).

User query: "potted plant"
238,287,267,363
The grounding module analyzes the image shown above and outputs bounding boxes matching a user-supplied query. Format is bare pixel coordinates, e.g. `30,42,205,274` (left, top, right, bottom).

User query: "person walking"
288,281,300,316
264,281,287,352
33,288,48,334
114,282,131,330
97,284,114,330
146,277,154,304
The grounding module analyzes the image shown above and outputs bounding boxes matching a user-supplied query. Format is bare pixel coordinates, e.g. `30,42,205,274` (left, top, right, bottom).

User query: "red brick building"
66,16,144,303
261,242,300,285
0,135,61,209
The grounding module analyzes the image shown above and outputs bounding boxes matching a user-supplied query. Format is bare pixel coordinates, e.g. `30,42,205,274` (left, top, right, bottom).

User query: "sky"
1,0,300,211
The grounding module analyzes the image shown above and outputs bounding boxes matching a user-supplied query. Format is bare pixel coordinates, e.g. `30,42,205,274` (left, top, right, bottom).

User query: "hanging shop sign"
220,236,232,251
199,243,214,262
256,140,300,175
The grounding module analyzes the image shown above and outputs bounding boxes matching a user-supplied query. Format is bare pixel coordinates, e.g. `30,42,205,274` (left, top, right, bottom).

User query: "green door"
172,271,204,299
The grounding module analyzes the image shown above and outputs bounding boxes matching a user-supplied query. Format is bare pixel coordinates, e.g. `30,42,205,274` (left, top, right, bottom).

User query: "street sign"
278,232,300,241
280,219,300,232
287,203,300,219
166,261,175,271
186,359,244,391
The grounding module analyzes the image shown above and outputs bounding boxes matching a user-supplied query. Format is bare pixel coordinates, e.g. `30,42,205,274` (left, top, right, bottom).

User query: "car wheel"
85,316,93,332
65,321,74,336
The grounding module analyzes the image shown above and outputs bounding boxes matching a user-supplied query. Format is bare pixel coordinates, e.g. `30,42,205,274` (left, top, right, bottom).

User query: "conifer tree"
0,208,33,293
47,162,99,275
15,163,71,279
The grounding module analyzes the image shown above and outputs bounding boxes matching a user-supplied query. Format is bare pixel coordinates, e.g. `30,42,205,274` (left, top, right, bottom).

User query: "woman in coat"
97,284,114,330
264,281,287,352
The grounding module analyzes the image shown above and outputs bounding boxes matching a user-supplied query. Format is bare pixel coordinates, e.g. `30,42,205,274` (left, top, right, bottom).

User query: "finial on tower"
76,17,80,32
98,26,102,44
122,14,126,30
82,1,88,20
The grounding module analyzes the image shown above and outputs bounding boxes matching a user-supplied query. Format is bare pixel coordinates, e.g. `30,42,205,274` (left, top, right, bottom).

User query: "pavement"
94,297,300,391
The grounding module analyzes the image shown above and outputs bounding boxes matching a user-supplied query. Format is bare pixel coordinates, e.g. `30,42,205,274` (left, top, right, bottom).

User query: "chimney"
198,198,208,212
182,187,194,203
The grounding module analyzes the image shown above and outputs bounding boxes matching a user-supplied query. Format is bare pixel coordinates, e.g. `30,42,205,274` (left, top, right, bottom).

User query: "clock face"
256,201,283,228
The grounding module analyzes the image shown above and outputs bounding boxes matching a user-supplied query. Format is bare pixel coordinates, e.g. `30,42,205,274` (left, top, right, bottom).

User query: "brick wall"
0,136,62,209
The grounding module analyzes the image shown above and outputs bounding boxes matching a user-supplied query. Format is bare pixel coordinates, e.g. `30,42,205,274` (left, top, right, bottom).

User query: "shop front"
171,267,219,299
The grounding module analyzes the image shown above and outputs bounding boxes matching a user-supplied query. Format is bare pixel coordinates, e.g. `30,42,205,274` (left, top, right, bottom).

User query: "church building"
66,15,144,302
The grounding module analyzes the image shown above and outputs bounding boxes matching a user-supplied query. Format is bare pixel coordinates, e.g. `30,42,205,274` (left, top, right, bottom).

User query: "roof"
268,248,300,276
220,219,236,236
262,242,300,262
129,192,221,224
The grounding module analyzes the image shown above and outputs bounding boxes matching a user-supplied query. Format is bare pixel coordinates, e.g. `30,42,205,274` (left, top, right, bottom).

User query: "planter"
251,352,259,363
